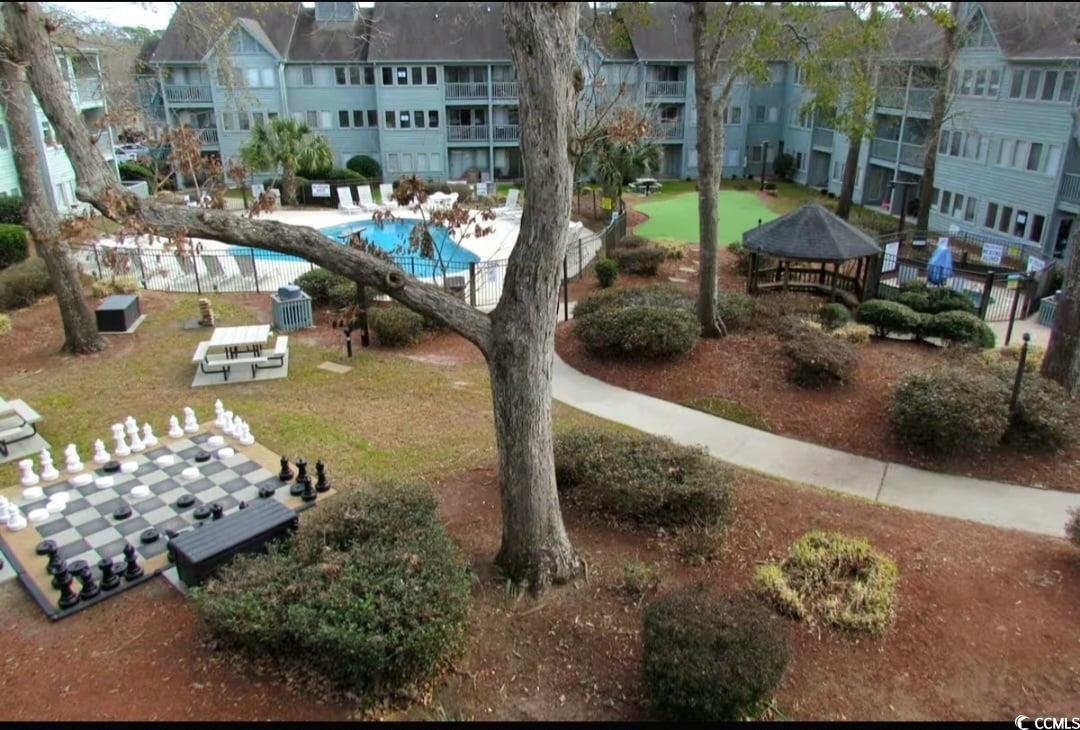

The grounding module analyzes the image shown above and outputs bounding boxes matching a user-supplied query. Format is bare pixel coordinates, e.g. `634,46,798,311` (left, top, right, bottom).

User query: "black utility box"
95,294,141,333
168,499,299,586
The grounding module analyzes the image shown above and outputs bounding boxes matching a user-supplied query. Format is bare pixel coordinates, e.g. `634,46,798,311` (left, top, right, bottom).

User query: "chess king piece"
124,416,139,438
39,448,59,481
64,444,84,473
183,406,199,433
142,423,159,447
315,460,330,492
112,424,131,457
92,439,110,464
18,459,39,487
122,544,144,580
99,559,121,591
167,415,184,439
278,455,294,481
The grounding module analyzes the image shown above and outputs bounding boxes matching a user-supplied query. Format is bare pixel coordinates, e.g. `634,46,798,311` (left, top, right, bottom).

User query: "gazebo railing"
753,262,863,294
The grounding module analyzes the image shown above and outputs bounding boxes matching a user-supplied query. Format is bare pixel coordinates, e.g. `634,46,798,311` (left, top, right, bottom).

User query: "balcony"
196,127,219,146
448,125,489,142
652,121,684,140
492,124,520,142
492,81,518,99
76,78,103,106
812,127,833,149
93,132,114,159
645,80,686,98
1060,173,1080,205
870,138,899,162
445,82,489,100
899,142,926,167
876,86,907,110
164,84,213,104
907,88,934,113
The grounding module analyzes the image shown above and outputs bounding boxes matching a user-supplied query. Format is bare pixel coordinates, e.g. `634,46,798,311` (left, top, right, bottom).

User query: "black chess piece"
301,477,317,503
258,485,276,499
294,458,310,486
50,561,71,589
177,493,196,509
140,528,160,544
56,571,79,610
35,539,57,556
211,503,224,520
289,482,304,496
45,545,64,575
75,565,100,600
238,501,247,510
99,559,121,591
122,544,144,580
315,460,330,493
113,504,133,520
103,460,121,473
195,451,211,463
278,455,294,482
193,505,211,520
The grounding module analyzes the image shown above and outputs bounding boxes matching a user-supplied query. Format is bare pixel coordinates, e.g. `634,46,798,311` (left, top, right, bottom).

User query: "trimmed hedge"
0,257,51,311
617,234,650,249
716,291,758,333
642,587,789,721
346,154,381,179
118,161,155,187
1007,371,1079,450
818,302,850,331
370,304,424,347
554,427,733,529
855,299,923,337
0,195,24,225
0,224,28,268
611,245,666,276
574,305,698,360
898,285,976,315
193,482,471,701
889,368,1010,454
594,258,618,288
322,167,364,181
922,310,995,348
327,280,357,310
294,268,351,306
783,328,857,388
573,282,693,320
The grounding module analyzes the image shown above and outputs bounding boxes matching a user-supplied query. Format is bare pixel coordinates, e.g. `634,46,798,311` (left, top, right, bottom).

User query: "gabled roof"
367,2,510,62
151,2,301,64
742,204,882,262
981,2,1080,60
288,7,372,62
579,7,637,62
623,3,693,62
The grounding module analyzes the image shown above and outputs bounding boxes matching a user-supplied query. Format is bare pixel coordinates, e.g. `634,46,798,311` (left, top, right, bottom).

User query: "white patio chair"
337,186,362,214
379,183,401,210
493,188,521,217
356,185,382,212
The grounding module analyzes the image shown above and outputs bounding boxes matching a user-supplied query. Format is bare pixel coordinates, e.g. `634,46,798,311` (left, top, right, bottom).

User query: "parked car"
114,143,150,163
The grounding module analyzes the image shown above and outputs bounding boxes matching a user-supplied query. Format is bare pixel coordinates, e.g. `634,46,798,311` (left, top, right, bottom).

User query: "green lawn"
633,189,779,245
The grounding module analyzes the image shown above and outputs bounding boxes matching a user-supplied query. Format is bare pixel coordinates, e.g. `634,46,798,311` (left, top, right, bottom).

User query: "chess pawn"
92,439,111,464
230,417,244,439
167,415,184,439
122,543,144,580
183,407,199,433
98,558,121,591
142,423,159,447
18,459,39,487
56,570,79,610
238,422,254,447
39,449,59,481
213,400,226,428
221,411,235,436
124,416,139,437
113,425,131,458
64,444,83,474
129,429,146,453
76,565,100,600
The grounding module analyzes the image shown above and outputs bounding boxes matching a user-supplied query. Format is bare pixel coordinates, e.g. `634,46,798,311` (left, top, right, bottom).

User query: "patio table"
208,325,272,359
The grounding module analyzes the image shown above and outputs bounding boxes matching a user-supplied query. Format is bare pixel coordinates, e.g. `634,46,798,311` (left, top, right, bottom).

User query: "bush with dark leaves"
783,329,857,388
611,245,666,276
889,368,1009,454
575,305,698,360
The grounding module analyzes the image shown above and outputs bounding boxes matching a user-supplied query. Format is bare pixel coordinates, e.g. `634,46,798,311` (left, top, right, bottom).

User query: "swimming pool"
228,219,479,265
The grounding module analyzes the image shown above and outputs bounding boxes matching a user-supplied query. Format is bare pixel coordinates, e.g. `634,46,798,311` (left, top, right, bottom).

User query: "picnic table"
0,397,42,457
629,178,662,196
193,325,288,381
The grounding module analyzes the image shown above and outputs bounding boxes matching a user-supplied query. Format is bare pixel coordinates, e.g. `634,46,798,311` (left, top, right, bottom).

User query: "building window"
431,152,442,171
411,67,422,85
1013,210,1029,238
385,110,396,129
339,110,350,128
302,66,314,86
750,144,763,163
940,190,951,213
414,110,425,128
364,67,374,84
426,66,437,84
220,112,235,131
349,66,361,85
367,110,377,127
964,196,976,223
352,110,364,127
0,124,8,150
724,106,742,125
1042,70,1058,100
951,193,965,218
985,202,998,228
396,67,408,85
999,206,1013,234
268,111,278,121
1030,214,1045,243
988,69,1001,96
382,67,392,85
1060,71,1076,102
754,106,766,123
795,151,805,171
428,110,439,128
399,111,411,129
335,67,347,85
387,153,399,172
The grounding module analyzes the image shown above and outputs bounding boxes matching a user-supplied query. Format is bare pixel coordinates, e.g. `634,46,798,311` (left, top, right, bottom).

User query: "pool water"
229,219,479,265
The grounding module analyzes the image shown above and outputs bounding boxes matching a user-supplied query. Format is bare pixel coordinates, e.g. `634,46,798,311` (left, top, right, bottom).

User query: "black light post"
1010,333,1031,415
759,141,770,191
888,178,920,234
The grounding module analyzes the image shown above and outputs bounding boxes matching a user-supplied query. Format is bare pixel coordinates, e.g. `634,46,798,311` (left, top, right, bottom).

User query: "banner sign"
311,184,331,198
980,243,1004,265
1026,256,1046,274
882,241,899,273
601,197,613,211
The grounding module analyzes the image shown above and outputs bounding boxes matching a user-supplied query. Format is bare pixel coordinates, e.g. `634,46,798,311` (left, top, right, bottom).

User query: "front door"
1054,216,1074,259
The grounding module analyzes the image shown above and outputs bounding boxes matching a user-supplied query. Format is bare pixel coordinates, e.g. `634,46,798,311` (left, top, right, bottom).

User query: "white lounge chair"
493,187,521,217
356,185,382,212
379,183,401,209
337,186,362,214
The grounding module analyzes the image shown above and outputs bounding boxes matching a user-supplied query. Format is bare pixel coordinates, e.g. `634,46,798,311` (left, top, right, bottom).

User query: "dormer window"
315,1,356,23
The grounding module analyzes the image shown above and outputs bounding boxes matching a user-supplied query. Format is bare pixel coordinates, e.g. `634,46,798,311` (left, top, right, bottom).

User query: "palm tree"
584,138,661,213
238,117,332,205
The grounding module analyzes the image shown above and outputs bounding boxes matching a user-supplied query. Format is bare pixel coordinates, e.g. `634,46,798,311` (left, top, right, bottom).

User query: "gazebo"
743,203,882,306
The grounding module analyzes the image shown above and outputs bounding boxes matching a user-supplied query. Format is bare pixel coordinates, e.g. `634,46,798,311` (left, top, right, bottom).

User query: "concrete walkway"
552,354,1080,538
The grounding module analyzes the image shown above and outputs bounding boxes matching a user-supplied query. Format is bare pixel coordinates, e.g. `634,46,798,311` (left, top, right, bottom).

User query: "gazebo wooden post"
782,259,789,291
855,256,865,300
748,251,759,294
830,261,839,301
819,261,827,285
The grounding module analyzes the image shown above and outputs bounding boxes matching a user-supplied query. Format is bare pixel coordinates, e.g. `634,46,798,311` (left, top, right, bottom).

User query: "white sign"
1026,255,1046,274
912,239,927,248
311,183,331,198
882,241,899,273
980,243,1004,265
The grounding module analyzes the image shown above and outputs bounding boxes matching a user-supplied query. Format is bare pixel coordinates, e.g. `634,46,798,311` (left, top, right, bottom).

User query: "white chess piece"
238,422,254,446
228,416,242,438
142,423,159,447
39,449,59,481
183,406,199,433
112,423,131,457
168,415,184,439
64,444,83,473
221,411,235,436
124,416,139,437
129,429,146,452
213,399,225,428
70,473,92,487
130,484,151,500
92,439,111,464
18,459,39,487
22,485,44,501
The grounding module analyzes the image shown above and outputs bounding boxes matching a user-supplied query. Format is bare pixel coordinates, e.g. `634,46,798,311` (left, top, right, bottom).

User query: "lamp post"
888,178,920,234
759,141,770,191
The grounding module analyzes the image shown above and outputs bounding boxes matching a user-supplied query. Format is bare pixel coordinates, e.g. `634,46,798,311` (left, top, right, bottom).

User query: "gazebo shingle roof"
742,204,882,262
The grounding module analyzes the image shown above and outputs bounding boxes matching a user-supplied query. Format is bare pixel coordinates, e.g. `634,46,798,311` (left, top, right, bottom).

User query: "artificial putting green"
633,189,779,246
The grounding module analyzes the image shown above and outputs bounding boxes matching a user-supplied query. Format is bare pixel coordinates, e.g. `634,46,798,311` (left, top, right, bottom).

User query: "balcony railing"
93,132,114,159
652,121,684,140
196,127,219,146
445,82,489,100
76,77,103,105
448,125,489,142
492,124,520,142
907,88,934,113
645,80,686,98
899,142,926,167
164,84,213,104
1060,173,1080,205
876,86,907,110
492,81,518,99
870,138,899,162
812,127,833,149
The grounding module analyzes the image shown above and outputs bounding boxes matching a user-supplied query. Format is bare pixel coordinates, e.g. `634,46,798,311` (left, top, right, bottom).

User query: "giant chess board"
0,417,333,620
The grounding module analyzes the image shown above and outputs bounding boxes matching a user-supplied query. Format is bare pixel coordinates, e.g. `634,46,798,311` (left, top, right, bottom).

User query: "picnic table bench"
192,326,288,382
0,398,42,456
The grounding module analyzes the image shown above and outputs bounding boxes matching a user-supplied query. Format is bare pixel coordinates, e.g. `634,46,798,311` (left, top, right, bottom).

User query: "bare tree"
915,1,959,232
7,0,583,590
0,38,105,354
1043,227,1080,394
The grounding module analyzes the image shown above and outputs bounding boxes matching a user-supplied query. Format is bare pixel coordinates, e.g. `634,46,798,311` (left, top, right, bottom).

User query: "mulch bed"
558,247,1080,493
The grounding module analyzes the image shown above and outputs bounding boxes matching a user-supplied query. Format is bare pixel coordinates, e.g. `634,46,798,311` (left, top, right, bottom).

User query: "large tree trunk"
692,4,725,338
836,137,862,220
916,1,958,231
0,50,105,354
1042,227,1080,394
281,162,298,207
491,1,582,589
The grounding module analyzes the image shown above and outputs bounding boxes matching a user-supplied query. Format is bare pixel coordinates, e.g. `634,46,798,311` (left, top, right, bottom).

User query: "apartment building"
0,48,118,215
149,2,1080,259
